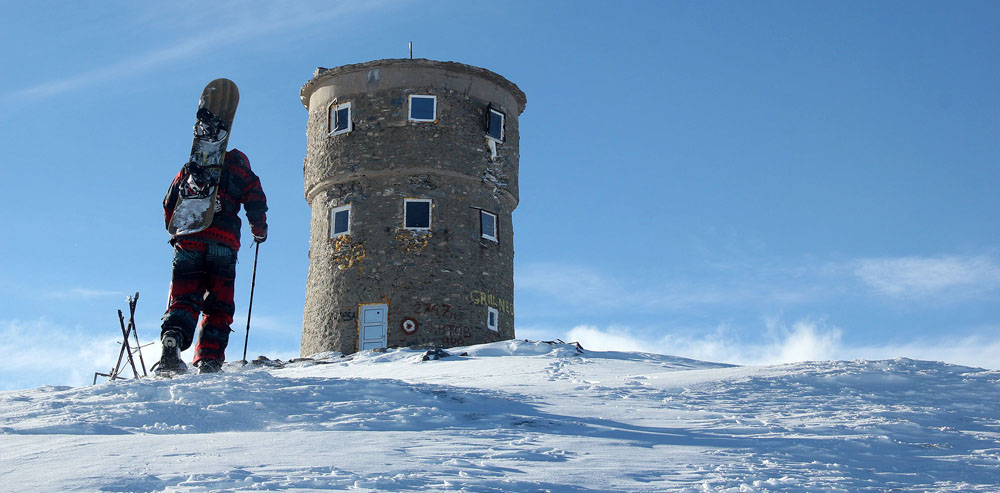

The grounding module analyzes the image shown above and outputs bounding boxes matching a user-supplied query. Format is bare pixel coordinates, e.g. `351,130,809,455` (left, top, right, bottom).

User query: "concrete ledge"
301,58,526,115
305,167,518,209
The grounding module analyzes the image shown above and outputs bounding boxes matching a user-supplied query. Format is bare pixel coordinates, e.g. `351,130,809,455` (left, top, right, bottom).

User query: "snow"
2,340,999,491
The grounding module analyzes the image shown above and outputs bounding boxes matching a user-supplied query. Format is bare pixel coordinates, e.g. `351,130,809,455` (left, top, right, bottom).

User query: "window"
330,204,351,237
329,102,352,136
404,199,432,230
486,107,505,141
487,307,499,332
408,95,436,122
480,210,498,242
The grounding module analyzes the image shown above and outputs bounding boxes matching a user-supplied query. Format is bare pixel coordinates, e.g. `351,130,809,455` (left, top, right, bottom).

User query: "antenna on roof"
409,41,413,59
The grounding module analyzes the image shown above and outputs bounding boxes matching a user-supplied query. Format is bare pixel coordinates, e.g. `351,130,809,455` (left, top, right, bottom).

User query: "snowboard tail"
167,78,239,236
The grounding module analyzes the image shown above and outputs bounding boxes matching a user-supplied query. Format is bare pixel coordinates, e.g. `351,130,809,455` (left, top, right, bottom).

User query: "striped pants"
161,239,237,364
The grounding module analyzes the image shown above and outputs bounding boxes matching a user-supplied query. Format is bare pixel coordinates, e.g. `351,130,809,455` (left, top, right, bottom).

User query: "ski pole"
110,310,130,380
128,292,148,376
117,310,140,379
241,241,260,364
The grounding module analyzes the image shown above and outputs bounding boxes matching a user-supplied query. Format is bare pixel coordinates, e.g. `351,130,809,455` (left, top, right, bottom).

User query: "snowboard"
167,78,239,236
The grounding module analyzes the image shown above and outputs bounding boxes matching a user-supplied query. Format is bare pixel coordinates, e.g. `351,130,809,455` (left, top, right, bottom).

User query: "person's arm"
231,150,269,242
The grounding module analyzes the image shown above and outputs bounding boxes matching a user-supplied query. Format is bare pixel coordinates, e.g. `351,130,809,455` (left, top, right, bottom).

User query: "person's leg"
193,242,237,365
161,240,209,349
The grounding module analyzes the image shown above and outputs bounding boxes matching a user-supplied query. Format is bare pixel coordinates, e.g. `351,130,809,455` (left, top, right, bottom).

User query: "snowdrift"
1,340,998,491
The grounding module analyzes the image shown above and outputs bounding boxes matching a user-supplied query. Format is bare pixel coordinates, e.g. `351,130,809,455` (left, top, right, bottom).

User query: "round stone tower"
299,59,526,355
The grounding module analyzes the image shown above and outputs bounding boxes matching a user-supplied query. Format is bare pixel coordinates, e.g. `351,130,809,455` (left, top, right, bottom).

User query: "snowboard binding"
194,107,229,142
181,161,210,196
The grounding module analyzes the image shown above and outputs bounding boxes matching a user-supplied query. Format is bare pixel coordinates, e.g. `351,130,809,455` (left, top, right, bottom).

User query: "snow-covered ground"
1,340,998,491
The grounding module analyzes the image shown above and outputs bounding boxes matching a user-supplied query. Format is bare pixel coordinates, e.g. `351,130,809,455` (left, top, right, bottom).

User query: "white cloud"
0,314,205,390
44,288,126,300
516,262,806,312
232,313,302,336
554,321,998,370
10,37,209,100
518,253,1000,317
853,255,1000,299
565,320,843,366
766,319,843,363
565,325,651,353
848,334,1000,369
516,263,626,308
0,312,302,390
0,318,135,390
4,1,396,101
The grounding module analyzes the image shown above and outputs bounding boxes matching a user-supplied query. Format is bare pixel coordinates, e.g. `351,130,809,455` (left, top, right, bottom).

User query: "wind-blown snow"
1,340,998,491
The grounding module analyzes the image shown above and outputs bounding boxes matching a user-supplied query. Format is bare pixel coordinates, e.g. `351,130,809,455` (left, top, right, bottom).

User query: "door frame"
357,302,389,352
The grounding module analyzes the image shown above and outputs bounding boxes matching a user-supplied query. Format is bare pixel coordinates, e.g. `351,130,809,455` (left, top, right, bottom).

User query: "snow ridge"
1,340,998,491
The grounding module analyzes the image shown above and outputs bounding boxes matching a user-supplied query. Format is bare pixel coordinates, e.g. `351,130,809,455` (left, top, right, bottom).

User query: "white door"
359,304,388,351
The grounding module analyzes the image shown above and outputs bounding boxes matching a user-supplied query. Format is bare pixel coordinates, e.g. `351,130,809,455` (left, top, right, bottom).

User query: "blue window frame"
330,102,352,136
480,210,498,242
487,107,504,141
404,198,432,230
408,95,436,122
331,204,351,237
487,307,499,331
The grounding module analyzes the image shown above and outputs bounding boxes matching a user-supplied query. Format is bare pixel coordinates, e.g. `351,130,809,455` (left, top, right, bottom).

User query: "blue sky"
1,1,997,389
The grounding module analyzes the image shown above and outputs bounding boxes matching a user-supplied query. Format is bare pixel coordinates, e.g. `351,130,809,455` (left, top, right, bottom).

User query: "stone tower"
299,59,526,355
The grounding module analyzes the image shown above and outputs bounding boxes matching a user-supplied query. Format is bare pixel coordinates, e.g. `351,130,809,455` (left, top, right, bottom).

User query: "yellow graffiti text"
469,290,514,316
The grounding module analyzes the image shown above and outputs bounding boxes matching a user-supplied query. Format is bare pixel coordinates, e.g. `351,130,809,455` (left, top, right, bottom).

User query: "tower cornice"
301,58,526,115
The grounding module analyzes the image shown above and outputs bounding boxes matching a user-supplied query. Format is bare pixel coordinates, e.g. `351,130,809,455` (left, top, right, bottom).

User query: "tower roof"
300,58,527,115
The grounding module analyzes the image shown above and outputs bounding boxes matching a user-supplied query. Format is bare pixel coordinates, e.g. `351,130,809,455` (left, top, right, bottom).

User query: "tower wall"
300,59,526,355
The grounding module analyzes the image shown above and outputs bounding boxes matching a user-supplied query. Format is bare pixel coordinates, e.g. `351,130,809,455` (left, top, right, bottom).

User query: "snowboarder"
156,148,268,374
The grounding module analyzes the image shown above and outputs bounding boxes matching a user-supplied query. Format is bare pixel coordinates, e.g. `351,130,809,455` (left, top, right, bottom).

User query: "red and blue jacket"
164,149,268,250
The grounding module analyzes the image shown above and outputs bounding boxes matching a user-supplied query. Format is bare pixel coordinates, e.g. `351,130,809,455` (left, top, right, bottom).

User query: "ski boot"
152,329,188,376
194,358,223,374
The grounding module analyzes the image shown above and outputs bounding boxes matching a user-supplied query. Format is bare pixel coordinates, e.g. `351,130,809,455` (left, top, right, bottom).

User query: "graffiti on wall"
413,302,456,320
394,230,431,254
330,235,366,270
397,295,511,346
469,290,513,316
436,324,472,346
338,307,357,322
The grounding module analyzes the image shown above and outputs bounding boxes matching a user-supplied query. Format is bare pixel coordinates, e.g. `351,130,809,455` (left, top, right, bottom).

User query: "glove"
252,224,268,244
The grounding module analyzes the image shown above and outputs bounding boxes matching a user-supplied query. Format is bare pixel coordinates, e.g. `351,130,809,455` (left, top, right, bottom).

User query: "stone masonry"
299,59,526,355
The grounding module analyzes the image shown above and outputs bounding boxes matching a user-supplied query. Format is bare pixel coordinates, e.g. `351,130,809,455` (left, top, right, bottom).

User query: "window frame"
330,204,351,238
487,306,499,332
329,101,352,136
480,209,498,242
408,94,437,123
403,198,433,231
486,106,505,142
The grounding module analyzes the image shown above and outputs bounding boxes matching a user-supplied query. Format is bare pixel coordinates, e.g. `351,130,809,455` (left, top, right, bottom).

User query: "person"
157,148,268,374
